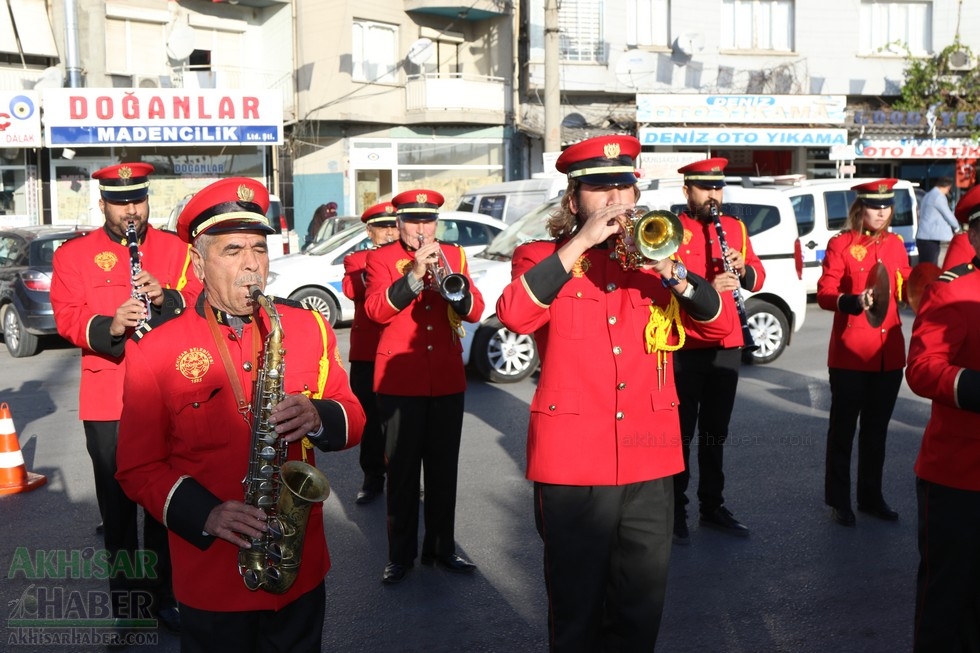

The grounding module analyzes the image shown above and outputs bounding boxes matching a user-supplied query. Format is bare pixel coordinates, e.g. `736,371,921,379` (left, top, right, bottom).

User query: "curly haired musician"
116,178,365,652
496,135,735,650
51,163,200,632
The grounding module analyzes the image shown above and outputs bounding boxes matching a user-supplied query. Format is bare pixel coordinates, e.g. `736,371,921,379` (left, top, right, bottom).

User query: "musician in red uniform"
671,157,765,543
343,201,399,504
364,189,484,585
941,185,978,270
51,163,199,631
496,135,735,650
816,179,911,527
116,177,365,653
907,189,980,651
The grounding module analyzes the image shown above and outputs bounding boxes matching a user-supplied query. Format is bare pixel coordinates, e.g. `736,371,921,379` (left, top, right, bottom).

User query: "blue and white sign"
637,94,847,124
639,128,848,147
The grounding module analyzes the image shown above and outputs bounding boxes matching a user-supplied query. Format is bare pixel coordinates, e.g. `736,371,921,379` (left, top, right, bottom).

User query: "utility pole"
544,0,561,154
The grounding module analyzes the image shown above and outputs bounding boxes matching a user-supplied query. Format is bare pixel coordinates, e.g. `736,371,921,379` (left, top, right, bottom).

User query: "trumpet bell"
634,210,683,262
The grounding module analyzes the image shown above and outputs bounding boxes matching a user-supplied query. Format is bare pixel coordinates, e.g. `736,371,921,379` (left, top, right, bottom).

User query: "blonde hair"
845,200,893,235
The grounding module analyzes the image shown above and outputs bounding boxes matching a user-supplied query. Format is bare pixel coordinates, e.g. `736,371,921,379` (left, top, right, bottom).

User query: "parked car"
461,183,808,382
304,216,362,251
729,176,919,293
163,192,292,258
0,225,95,357
456,177,567,225
265,211,506,326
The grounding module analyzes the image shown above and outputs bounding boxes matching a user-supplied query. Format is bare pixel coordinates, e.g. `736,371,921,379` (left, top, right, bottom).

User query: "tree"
894,41,980,115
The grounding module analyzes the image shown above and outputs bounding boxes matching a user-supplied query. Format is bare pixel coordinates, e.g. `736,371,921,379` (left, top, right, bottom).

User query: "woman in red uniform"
941,185,980,270
817,179,912,527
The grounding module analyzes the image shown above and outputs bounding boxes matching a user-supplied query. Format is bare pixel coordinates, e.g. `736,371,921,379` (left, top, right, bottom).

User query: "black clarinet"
126,221,151,329
710,204,758,351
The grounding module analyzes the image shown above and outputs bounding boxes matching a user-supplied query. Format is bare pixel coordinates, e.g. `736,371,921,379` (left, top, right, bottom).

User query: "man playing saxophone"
116,177,365,652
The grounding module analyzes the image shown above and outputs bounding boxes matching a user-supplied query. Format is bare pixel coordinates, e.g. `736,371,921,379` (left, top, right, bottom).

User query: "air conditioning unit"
948,49,975,72
135,75,161,88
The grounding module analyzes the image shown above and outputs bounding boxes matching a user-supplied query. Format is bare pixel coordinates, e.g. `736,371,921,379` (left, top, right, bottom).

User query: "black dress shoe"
673,519,690,546
420,553,476,574
858,503,899,521
700,507,750,537
156,606,180,633
95,521,104,535
831,507,856,527
355,488,381,505
382,562,411,584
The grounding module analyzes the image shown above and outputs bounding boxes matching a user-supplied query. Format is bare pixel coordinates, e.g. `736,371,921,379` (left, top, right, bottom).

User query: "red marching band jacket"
342,248,383,362
50,226,201,421
496,241,736,487
116,302,365,612
907,263,980,492
363,240,484,396
816,230,911,371
675,211,766,349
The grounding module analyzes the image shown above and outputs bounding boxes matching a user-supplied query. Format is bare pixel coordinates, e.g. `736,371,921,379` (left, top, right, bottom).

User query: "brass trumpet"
417,234,470,302
614,207,684,271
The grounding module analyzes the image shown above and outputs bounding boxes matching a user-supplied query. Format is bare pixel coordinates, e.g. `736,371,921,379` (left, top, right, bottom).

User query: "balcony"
404,0,510,20
404,73,508,125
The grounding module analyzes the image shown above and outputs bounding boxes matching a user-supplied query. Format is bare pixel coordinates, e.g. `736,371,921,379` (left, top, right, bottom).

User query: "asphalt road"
0,301,927,652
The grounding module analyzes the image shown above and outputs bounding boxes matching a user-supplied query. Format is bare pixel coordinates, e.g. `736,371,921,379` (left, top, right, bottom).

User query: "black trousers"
350,361,385,492
534,478,673,653
377,393,465,564
916,239,942,266
180,582,325,653
824,368,902,510
84,420,173,617
914,479,980,653
673,347,741,518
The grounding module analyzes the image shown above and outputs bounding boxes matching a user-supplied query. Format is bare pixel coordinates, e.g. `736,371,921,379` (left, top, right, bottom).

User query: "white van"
726,177,919,294
456,177,567,225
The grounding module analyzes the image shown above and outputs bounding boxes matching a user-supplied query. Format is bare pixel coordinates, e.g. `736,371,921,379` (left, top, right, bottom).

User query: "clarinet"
710,204,758,351
125,221,151,329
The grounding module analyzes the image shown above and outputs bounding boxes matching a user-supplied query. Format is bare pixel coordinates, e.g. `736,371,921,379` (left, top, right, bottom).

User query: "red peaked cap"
361,201,397,225
176,177,274,244
326,202,338,211
678,157,728,189
556,135,641,186
955,184,980,224
92,163,154,202
391,189,444,221
852,178,898,208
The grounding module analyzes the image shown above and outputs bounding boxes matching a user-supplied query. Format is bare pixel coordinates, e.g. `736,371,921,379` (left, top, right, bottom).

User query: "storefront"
0,91,42,228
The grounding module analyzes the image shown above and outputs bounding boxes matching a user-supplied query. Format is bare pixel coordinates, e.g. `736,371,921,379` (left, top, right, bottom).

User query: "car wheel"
2,306,39,358
472,317,538,383
742,300,788,365
291,288,339,327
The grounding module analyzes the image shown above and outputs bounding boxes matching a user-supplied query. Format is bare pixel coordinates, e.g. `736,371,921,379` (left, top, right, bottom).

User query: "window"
105,18,168,76
352,20,399,84
559,0,605,63
627,0,669,48
859,1,931,55
721,0,794,52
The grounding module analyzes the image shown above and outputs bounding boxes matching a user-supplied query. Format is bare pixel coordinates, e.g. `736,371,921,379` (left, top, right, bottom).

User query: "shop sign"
0,92,42,147
41,89,283,147
853,109,980,129
639,127,847,147
637,94,846,124
854,138,980,159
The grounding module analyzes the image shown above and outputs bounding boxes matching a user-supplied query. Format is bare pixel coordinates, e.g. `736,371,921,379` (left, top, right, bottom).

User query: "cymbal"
864,261,889,328
906,262,942,314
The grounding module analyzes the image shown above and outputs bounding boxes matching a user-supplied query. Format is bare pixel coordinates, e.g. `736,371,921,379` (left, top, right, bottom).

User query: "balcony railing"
405,73,507,117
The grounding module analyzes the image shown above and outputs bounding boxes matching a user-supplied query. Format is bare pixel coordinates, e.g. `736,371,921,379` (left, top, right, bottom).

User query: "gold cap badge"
416,193,428,204
118,166,132,179
603,143,621,159
237,184,255,203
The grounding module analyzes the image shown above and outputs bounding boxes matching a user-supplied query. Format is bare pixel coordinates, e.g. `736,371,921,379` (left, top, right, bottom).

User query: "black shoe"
355,488,381,505
700,507,750,537
831,507,856,527
858,503,899,521
673,519,690,546
95,521,104,535
156,606,180,633
420,553,476,574
382,562,411,584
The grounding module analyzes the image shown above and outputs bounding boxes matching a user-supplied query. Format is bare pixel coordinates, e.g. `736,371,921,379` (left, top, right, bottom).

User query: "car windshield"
306,224,363,255
480,199,557,261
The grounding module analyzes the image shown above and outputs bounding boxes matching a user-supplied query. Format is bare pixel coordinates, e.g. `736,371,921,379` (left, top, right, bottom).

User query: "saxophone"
238,285,331,594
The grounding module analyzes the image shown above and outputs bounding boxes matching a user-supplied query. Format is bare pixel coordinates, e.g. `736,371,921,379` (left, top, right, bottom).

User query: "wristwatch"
662,261,687,288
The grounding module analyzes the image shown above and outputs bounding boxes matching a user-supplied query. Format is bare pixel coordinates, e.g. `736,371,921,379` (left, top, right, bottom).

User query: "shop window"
559,0,605,63
721,0,794,52
859,1,932,56
352,19,399,84
627,0,670,48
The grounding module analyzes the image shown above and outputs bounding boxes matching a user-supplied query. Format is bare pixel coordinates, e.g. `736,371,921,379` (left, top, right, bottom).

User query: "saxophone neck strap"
205,299,261,416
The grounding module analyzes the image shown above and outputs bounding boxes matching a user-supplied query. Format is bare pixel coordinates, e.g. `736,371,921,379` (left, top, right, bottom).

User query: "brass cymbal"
864,261,890,328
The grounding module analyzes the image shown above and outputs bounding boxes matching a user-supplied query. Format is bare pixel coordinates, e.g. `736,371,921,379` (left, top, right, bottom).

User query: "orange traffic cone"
0,402,47,496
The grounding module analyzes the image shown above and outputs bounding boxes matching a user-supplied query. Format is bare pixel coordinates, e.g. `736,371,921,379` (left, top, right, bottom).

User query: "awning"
9,0,58,58
0,4,19,55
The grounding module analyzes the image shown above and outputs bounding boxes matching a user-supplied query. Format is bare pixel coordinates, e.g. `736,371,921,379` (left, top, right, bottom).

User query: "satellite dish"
614,50,658,89
674,33,705,57
167,22,196,61
33,67,64,90
406,38,434,66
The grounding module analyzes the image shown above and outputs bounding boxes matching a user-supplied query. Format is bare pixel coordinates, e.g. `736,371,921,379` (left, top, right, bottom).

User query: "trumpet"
614,207,683,271
417,234,470,302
